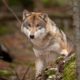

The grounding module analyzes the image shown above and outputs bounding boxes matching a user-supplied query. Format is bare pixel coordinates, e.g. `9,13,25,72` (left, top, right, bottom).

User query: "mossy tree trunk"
72,0,80,79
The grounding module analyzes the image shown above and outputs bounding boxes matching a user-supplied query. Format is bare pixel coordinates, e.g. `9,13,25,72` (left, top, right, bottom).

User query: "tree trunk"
72,0,80,79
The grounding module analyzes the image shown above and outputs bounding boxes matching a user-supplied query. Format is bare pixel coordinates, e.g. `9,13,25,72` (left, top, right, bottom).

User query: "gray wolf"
21,10,74,78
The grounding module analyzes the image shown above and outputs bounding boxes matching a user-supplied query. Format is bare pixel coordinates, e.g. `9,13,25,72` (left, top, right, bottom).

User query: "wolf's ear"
23,10,30,20
40,13,48,22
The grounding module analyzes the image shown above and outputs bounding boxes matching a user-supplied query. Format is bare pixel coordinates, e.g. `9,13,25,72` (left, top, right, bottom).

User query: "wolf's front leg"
33,48,47,79
35,57,48,80
35,58,45,78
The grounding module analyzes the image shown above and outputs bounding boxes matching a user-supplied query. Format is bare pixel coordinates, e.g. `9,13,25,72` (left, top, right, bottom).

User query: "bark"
72,0,80,79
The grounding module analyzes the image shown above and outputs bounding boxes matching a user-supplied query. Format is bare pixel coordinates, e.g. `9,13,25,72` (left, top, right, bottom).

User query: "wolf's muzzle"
30,35,34,39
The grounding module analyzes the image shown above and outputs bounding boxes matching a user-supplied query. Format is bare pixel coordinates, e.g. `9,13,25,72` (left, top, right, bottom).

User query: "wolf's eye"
26,23,31,29
23,22,31,29
37,24,43,29
38,26,42,29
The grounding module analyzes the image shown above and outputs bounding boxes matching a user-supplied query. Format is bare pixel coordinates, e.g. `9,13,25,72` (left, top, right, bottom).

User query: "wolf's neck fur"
31,32,53,49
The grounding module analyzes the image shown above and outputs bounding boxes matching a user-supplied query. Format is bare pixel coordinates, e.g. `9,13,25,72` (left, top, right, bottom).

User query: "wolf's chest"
32,38,61,53
31,38,51,49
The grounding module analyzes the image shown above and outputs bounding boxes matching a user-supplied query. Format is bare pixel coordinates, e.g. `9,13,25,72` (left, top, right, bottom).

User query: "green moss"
45,69,56,76
45,55,76,80
0,70,13,78
63,55,76,80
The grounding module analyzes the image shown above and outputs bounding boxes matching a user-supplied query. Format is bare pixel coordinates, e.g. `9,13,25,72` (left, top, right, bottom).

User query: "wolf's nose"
30,35,34,39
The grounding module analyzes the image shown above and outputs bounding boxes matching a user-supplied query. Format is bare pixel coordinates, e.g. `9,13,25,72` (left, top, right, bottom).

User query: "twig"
22,67,30,80
15,71,21,80
2,0,21,25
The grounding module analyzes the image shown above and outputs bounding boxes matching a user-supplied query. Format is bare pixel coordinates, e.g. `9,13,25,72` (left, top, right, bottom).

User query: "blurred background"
0,0,76,80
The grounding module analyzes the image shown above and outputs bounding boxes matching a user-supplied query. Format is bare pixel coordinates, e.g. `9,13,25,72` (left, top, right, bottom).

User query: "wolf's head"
21,10,49,40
